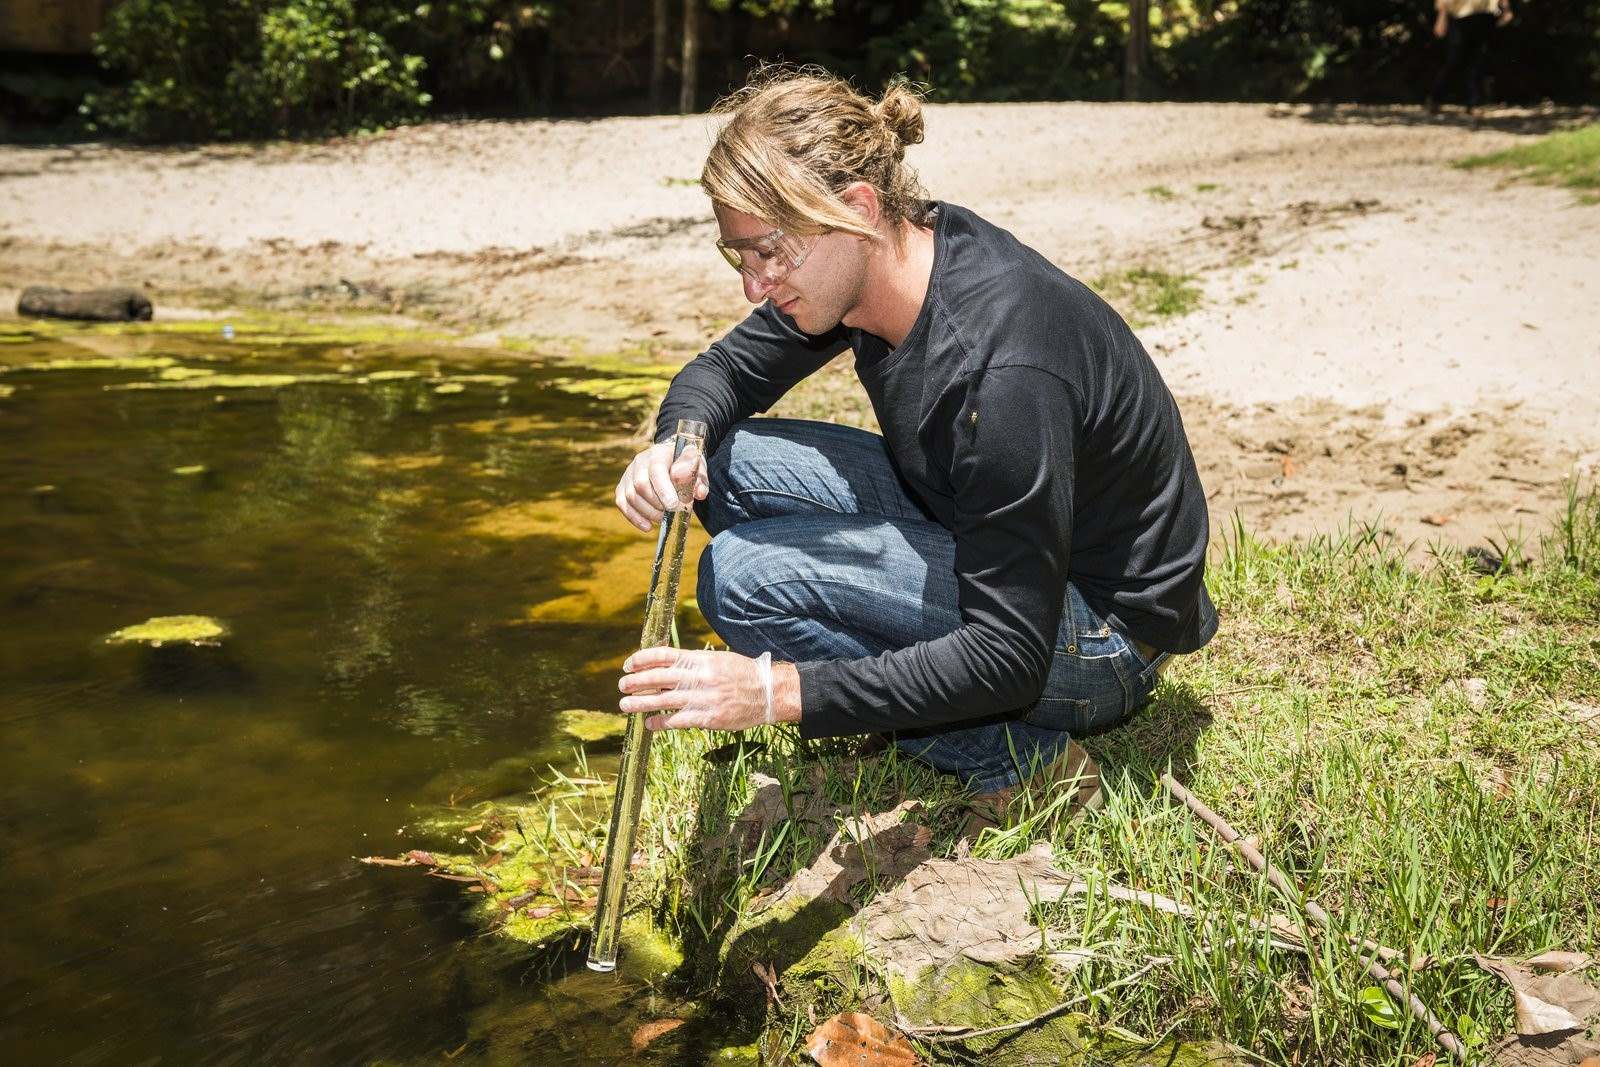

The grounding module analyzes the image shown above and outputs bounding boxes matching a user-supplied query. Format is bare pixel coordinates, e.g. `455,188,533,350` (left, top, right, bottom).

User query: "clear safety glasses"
714,228,817,289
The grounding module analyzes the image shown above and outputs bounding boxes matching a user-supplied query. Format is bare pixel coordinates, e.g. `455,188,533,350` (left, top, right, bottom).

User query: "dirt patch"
3,102,1596,546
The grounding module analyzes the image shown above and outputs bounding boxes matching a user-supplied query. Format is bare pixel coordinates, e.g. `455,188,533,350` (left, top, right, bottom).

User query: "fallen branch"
1160,774,1467,1063
897,957,1169,1044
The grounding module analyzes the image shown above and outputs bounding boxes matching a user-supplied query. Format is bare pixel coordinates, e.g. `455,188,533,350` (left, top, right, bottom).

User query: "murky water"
0,326,705,1064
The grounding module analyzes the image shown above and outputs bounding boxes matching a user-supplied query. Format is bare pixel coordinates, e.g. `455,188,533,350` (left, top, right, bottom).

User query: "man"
613,71,1217,809
1427,0,1514,115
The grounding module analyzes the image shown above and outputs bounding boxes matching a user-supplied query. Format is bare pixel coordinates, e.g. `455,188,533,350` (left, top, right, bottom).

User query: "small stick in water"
587,418,707,973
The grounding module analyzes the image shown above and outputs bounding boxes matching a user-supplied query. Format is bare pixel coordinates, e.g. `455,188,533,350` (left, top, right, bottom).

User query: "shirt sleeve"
794,365,1080,737
654,302,850,455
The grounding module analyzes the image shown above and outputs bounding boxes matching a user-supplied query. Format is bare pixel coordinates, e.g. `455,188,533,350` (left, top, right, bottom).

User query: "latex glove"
618,647,773,732
615,438,708,531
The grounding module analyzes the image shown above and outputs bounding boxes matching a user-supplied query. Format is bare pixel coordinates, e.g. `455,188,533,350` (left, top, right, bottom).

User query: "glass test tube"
587,418,707,973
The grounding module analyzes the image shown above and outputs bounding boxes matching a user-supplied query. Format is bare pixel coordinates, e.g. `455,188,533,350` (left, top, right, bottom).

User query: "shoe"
959,740,1103,838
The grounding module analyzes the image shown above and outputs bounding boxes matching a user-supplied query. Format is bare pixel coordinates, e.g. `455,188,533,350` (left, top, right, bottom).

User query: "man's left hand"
618,647,798,732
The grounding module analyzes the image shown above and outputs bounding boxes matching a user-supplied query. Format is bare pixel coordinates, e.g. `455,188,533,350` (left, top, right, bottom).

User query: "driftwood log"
18,286,153,323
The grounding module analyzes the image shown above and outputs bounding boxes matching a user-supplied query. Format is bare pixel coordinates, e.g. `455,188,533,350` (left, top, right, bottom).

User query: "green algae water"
0,325,710,1064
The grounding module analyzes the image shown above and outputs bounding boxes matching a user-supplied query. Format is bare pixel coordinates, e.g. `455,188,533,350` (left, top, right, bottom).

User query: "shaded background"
2,0,1597,142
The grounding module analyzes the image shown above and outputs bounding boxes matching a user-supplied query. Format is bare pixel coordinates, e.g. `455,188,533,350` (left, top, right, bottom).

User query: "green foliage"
84,0,428,140
66,0,1600,141
82,0,560,140
854,0,1125,102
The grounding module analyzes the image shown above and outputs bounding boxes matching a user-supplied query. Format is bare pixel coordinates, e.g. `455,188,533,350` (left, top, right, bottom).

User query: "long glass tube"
587,418,707,973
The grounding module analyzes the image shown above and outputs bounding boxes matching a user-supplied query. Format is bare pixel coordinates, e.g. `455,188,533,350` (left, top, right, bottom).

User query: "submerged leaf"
631,1018,686,1052
804,1012,917,1067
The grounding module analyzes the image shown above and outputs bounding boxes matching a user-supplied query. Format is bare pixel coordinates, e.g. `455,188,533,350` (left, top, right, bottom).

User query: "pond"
0,323,712,1064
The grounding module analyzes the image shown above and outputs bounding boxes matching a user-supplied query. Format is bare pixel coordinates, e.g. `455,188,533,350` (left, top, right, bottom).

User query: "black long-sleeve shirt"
656,202,1217,738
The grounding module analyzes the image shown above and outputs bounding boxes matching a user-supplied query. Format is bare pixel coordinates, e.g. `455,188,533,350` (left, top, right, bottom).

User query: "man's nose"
742,272,777,304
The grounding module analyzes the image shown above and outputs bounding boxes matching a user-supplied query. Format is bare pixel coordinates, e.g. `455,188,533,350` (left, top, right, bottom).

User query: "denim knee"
696,529,753,650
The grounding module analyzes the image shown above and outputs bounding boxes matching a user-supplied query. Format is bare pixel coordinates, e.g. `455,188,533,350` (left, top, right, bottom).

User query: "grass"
430,485,1600,1064
1091,266,1204,328
1457,123,1600,204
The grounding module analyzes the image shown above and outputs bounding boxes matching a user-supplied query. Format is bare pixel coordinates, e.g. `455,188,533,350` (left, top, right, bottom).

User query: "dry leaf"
855,843,1223,983
524,905,556,919
357,855,414,867
1527,952,1593,975
1476,954,1600,1035
406,849,438,866
760,801,930,912
630,1018,686,1052
804,1012,918,1067
1413,1053,1437,1067
752,961,783,1008
1490,1032,1600,1066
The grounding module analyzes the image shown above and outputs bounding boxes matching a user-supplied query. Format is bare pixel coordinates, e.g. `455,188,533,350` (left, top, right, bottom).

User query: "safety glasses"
714,228,817,288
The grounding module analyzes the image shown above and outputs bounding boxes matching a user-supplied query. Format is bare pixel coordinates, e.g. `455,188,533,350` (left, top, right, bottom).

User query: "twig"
897,957,1168,1044
1160,774,1467,1063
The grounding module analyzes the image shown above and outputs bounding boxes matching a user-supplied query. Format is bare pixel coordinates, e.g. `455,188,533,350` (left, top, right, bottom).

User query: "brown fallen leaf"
357,855,414,867
1476,953,1600,1035
630,1018,686,1052
804,1012,918,1067
406,849,438,866
1527,952,1593,974
760,801,931,912
1413,1053,1437,1067
427,871,482,883
524,905,556,919
1490,1033,1600,1066
855,844,1201,982
752,961,783,1009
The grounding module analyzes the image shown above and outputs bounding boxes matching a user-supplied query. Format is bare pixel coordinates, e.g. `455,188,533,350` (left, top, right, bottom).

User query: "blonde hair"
700,67,930,244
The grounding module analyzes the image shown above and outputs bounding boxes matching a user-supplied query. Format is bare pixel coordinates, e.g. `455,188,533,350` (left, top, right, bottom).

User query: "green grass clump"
427,486,1600,1065
1092,266,1204,327
1457,123,1600,203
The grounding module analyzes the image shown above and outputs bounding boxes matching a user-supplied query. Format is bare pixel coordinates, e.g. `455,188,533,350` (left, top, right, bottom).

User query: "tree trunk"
650,0,669,114
678,0,698,114
1124,0,1149,101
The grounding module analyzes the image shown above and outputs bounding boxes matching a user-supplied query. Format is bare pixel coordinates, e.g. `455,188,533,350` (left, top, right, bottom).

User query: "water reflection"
0,329,694,1064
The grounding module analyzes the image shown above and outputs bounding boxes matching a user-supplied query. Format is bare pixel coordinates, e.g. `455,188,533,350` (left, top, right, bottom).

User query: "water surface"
0,326,699,1064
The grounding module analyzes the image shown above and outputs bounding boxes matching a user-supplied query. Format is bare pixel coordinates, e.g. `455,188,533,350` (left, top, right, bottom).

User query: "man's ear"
839,182,883,230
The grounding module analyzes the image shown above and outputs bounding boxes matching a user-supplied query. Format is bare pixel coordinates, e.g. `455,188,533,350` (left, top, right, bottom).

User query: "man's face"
713,203,868,335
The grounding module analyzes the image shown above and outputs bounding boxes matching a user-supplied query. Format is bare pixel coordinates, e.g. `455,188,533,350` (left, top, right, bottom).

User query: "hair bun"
876,82,925,149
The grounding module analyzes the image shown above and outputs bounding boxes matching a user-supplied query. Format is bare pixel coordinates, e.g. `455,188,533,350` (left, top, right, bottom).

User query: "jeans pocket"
1025,691,1126,736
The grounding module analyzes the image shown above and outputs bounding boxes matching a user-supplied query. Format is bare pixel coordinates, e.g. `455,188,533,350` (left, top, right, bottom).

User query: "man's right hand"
615,439,709,531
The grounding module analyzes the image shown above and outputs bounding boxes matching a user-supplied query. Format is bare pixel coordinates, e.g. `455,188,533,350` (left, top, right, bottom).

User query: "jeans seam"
727,487,852,517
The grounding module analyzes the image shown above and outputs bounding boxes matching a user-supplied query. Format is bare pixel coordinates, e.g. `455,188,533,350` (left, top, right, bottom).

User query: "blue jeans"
695,418,1168,793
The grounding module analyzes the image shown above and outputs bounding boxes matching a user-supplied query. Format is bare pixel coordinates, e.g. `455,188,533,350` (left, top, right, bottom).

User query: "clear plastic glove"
614,438,708,532
618,647,774,732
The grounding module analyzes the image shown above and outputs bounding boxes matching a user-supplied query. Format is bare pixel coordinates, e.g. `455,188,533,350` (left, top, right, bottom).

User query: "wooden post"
679,0,699,114
650,0,669,114
1124,0,1149,101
